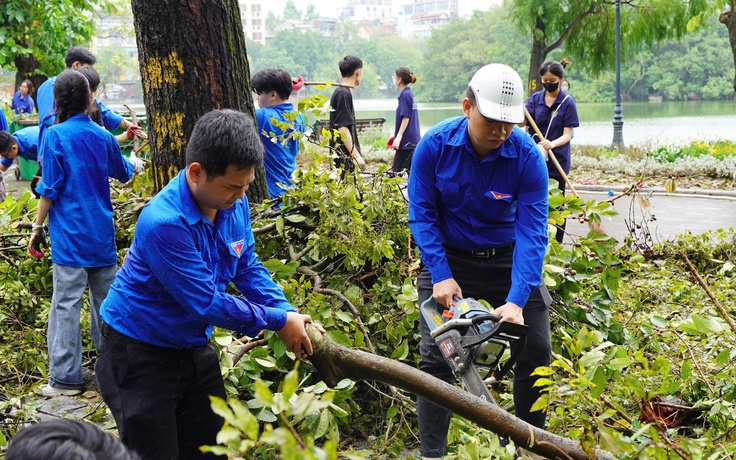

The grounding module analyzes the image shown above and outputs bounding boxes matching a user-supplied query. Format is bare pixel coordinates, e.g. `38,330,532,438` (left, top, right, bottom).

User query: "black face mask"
543,82,559,93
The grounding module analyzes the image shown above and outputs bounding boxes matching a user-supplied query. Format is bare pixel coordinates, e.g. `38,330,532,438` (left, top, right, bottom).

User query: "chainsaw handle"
469,312,503,325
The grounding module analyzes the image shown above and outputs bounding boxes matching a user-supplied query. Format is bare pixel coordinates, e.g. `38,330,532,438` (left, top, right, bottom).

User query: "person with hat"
408,63,551,459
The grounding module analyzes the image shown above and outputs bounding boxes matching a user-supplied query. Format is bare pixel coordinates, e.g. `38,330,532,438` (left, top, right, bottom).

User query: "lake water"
109,98,735,148
354,99,736,148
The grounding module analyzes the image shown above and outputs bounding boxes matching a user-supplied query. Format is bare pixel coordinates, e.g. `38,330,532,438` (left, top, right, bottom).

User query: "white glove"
129,155,145,174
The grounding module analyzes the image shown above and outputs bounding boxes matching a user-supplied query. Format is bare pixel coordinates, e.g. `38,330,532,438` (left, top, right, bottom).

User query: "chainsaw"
420,296,529,403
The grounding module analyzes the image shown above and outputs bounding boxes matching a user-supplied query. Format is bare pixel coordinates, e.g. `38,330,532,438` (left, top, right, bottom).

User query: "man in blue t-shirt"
37,47,136,150
251,67,306,200
409,64,551,459
96,109,322,460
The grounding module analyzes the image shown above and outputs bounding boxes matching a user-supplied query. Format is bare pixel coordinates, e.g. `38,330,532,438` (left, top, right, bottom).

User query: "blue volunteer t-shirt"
394,87,421,150
101,169,296,348
35,114,133,267
408,117,548,307
256,103,306,199
0,126,40,169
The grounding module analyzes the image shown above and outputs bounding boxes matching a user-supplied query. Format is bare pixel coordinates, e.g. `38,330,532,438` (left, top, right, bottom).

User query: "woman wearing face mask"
389,66,421,174
523,59,579,243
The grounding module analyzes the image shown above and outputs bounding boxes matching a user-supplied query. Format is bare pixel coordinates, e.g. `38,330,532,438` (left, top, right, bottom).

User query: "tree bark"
527,17,547,96
720,1,736,92
306,327,615,460
130,0,269,201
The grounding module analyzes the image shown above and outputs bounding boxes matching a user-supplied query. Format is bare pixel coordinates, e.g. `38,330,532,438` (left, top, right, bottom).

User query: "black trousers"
551,176,567,243
391,149,413,174
95,324,227,460
416,249,551,457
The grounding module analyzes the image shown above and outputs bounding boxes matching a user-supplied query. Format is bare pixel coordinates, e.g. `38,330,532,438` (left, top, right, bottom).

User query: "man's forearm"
338,127,359,157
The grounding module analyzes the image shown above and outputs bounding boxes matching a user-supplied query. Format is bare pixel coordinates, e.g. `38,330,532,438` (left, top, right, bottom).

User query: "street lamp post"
611,0,624,149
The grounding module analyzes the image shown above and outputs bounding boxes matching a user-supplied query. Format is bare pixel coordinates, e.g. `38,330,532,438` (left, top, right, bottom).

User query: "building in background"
397,0,458,38
93,9,138,58
341,0,394,23
239,0,266,45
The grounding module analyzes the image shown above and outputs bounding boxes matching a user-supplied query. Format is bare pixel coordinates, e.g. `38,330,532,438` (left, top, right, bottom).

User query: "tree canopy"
0,0,118,86
509,0,712,94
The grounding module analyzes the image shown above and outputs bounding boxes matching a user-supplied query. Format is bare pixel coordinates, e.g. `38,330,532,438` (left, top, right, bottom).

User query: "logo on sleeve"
489,191,512,200
230,239,245,257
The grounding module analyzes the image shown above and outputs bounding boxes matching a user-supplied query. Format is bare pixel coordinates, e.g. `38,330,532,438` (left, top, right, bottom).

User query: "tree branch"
678,251,736,334
306,327,616,460
544,3,599,55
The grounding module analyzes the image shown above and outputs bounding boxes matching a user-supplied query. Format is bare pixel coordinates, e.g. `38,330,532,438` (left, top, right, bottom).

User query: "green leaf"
649,315,667,328
390,340,409,361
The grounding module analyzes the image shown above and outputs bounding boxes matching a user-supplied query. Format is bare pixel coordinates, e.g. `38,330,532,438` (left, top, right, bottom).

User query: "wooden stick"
303,81,354,88
523,107,579,198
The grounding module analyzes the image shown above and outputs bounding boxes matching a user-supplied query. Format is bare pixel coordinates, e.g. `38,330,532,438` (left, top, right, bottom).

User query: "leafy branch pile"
0,147,734,458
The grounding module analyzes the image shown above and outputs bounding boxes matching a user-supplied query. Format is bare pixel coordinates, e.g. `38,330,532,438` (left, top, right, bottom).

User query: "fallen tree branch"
306,327,616,460
297,266,374,354
678,251,736,334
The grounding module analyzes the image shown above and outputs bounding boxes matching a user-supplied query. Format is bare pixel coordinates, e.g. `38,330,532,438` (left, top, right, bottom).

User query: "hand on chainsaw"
492,302,524,325
432,278,462,308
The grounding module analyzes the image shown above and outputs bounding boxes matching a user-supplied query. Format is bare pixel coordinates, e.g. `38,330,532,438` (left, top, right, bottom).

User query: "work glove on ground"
28,224,48,258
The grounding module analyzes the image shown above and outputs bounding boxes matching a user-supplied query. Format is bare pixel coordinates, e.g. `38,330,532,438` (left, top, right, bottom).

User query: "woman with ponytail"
28,69,136,397
390,66,421,174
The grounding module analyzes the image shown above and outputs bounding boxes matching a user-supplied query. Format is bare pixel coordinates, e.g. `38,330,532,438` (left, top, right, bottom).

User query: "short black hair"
186,109,264,178
0,130,18,157
76,66,100,92
54,70,90,124
6,419,140,460
251,67,293,101
64,47,97,68
339,55,363,78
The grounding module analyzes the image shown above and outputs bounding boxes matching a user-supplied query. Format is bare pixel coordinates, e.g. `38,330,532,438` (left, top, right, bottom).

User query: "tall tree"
131,0,268,201
0,0,117,92
718,0,736,91
509,0,710,95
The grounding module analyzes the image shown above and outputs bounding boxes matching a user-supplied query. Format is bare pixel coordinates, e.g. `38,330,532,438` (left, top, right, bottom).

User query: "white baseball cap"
468,64,525,124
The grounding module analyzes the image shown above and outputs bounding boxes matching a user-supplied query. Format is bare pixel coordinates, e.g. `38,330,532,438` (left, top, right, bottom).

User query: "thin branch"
678,251,736,334
296,266,374,354
544,3,599,54
666,329,715,393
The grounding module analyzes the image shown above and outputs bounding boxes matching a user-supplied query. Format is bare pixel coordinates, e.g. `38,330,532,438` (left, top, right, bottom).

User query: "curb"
574,184,736,200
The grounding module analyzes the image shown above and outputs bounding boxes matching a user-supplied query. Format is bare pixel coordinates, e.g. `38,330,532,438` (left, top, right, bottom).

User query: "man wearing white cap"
408,64,551,459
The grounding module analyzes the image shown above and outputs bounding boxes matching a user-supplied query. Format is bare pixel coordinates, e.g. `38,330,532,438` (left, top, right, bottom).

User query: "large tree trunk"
720,1,736,92
306,327,615,460
527,17,547,97
130,0,269,201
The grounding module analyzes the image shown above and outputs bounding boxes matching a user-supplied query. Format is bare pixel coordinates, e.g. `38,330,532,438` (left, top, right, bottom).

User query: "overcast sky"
264,0,503,19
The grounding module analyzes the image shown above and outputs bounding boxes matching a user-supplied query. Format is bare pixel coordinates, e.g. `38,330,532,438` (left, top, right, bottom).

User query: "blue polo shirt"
11,91,35,115
37,76,56,143
0,109,7,132
394,87,421,150
256,103,306,199
36,114,134,267
525,90,579,177
100,169,295,348
37,75,123,147
1,126,40,169
408,117,548,307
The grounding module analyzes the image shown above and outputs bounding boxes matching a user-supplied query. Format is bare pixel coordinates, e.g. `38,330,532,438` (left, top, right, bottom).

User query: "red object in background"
387,136,395,149
292,75,304,91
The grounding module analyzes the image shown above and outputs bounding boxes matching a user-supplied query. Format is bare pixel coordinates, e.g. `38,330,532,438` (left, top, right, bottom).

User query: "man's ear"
188,162,205,183
462,98,472,119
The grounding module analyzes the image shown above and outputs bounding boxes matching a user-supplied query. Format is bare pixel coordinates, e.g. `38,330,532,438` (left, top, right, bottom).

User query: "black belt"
445,243,515,259
101,321,145,345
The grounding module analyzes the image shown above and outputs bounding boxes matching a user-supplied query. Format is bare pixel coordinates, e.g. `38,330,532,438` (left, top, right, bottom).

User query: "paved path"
566,189,736,244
